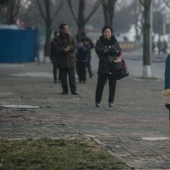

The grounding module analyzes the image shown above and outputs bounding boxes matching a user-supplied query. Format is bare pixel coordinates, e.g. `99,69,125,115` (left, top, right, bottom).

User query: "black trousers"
95,74,117,103
76,61,87,82
51,58,61,81
86,58,92,78
60,68,77,93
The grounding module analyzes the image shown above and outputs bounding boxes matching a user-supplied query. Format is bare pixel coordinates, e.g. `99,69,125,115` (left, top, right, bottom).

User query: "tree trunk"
77,22,85,41
44,23,51,57
76,0,86,40
102,4,111,26
142,0,152,78
6,0,15,24
101,0,117,27
44,0,51,62
134,0,140,41
143,4,150,66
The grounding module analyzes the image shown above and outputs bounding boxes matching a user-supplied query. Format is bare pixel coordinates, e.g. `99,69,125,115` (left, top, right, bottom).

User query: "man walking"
53,24,78,95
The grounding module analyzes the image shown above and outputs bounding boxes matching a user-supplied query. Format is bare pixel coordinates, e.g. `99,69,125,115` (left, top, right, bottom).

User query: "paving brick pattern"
0,63,170,169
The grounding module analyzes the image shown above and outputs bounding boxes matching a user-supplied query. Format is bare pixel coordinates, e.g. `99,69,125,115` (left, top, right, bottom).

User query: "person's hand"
165,104,170,110
66,46,70,51
64,48,68,52
64,47,70,52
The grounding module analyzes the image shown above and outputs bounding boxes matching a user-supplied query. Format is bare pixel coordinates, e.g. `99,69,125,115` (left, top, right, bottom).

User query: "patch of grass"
0,138,130,170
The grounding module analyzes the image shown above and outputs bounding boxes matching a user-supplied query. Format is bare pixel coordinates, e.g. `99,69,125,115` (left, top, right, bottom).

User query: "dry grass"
0,138,130,170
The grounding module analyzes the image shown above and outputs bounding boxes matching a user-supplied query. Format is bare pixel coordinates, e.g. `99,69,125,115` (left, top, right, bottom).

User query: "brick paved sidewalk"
0,63,170,169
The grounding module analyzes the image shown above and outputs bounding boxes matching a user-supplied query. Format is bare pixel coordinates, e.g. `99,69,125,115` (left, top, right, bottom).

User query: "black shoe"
54,80,57,83
61,92,68,94
72,92,78,95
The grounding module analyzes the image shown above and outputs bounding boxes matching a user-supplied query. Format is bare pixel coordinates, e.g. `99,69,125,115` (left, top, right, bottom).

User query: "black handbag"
109,56,124,72
116,55,129,80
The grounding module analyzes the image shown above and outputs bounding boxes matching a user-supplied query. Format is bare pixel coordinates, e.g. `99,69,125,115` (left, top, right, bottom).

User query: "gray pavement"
0,54,170,169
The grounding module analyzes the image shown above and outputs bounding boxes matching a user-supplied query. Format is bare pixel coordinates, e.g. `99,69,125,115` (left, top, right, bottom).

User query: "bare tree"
163,0,170,8
139,0,152,78
100,0,117,27
67,0,100,40
132,0,142,41
36,0,63,60
0,0,21,24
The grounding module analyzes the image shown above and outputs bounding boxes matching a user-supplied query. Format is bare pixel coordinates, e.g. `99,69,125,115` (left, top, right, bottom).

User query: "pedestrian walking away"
162,54,170,131
50,31,61,83
76,37,91,83
157,38,162,55
162,39,168,55
80,32,94,78
53,23,78,95
95,26,122,107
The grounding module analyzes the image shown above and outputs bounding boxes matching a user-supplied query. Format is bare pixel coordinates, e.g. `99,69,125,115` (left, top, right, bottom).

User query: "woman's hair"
102,26,113,34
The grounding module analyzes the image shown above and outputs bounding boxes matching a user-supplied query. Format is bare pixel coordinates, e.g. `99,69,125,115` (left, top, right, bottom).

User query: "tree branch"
36,0,46,22
0,6,6,17
14,0,20,17
139,0,145,7
51,0,63,23
85,0,100,23
163,0,170,9
66,0,78,24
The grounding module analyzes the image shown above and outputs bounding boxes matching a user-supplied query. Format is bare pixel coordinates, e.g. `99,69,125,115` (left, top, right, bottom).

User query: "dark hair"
59,24,67,30
82,37,89,42
102,26,113,34
80,32,86,36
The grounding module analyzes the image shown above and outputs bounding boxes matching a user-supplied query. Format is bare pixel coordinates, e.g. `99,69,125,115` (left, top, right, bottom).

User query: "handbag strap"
120,52,128,68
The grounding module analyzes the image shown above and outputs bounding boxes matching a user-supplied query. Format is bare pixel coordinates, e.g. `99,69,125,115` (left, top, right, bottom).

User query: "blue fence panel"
0,29,37,63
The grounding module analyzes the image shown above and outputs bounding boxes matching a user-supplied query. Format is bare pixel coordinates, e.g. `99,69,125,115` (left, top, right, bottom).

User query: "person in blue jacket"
76,37,91,83
162,54,170,109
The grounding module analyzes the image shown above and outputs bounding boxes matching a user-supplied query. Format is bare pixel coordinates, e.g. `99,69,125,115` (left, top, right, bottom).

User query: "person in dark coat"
157,38,162,55
162,40,168,55
95,26,121,107
53,24,78,95
50,31,61,83
162,54,170,108
80,32,94,78
76,37,90,83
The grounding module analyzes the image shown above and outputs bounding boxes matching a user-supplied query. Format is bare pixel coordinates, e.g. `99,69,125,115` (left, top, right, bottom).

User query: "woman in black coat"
95,26,121,107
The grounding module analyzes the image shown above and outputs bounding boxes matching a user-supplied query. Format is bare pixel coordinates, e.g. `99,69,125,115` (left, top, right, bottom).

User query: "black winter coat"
95,35,121,74
50,38,56,60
